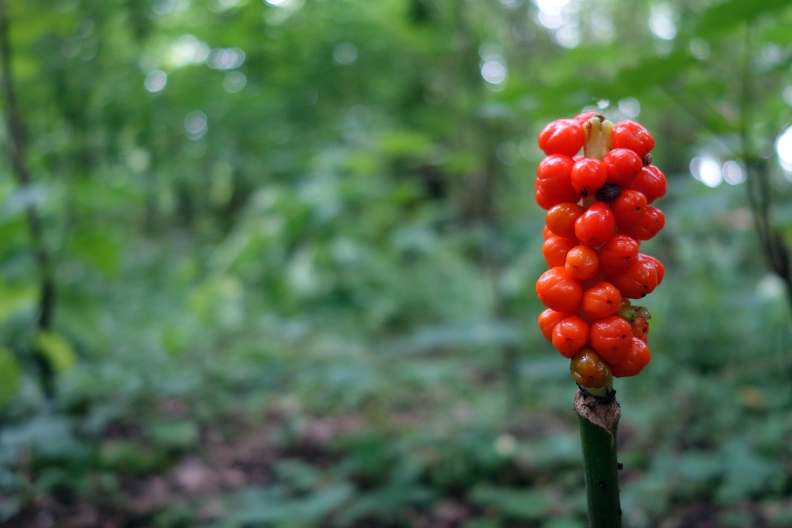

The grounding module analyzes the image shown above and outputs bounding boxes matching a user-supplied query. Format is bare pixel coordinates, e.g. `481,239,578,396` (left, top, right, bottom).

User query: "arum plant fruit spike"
534,113,667,528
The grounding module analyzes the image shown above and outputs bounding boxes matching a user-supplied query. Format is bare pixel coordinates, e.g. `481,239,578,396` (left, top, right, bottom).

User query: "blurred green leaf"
469,485,552,520
147,420,200,450
66,230,122,279
0,347,22,409
35,331,76,373
0,281,36,323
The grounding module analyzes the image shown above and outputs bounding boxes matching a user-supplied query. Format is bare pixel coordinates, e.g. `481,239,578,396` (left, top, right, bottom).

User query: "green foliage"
0,0,791,526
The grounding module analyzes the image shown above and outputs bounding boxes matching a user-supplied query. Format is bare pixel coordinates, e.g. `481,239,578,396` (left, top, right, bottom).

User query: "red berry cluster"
534,112,667,390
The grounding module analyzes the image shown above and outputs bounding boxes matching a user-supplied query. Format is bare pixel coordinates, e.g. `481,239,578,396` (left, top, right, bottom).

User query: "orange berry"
589,315,632,365
582,282,623,320
537,308,568,341
536,267,584,314
564,245,600,280
552,315,590,358
543,236,578,268
611,338,651,377
546,202,585,239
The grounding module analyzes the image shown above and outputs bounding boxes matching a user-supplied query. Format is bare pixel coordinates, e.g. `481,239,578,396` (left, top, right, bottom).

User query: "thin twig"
0,0,57,397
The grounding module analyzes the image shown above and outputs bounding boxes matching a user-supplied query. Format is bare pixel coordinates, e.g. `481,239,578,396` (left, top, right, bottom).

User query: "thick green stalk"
575,388,622,528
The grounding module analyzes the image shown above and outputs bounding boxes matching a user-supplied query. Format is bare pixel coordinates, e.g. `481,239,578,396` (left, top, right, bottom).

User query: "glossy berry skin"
538,119,584,157
602,148,642,187
536,155,579,202
543,236,578,268
610,189,647,228
536,185,570,210
552,315,590,358
570,348,612,388
546,202,585,239
574,202,616,247
642,254,665,284
589,315,632,365
620,206,665,241
598,234,640,275
610,337,651,378
571,158,607,197
630,165,667,203
538,308,568,341
564,245,600,280
536,267,583,314
574,111,600,124
610,254,662,299
582,282,623,320
611,120,655,158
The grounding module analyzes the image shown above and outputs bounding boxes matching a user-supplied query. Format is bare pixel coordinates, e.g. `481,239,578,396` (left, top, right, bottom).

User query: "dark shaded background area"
1,0,792,526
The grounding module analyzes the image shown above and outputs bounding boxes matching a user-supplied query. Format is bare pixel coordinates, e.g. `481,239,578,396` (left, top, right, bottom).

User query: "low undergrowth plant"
535,112,668,527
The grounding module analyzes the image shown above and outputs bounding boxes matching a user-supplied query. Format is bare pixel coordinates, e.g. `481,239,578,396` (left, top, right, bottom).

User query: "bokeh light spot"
776,125,792,170
481,60,508,85
223,71,247,93
618,97,640,118
144,70,168,93
722,160,745,185
170,35,211,67
690,156,722,187
333,42,358,65
184,111,208,140
208,47,246,70
649,3,677,40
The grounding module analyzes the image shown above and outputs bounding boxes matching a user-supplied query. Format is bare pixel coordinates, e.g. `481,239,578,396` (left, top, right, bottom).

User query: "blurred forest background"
1,0,792,526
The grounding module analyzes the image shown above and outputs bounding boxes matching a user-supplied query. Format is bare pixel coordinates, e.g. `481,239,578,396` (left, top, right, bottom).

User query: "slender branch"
0,0,57,397
736,23,792,316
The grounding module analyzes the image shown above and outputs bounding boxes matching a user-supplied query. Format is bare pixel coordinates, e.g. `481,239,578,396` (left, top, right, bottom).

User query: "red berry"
570,348,612,388
610,254,662,299
602,148,642,187
642,254,665,284
538,308,568,341
629,165,667,204
538,119,585,157
620,206,664,240
589,315,633,365
543,236,578,268
574,202,616,247
546,202,585,239
535,182,573,210
564,245,600,280
598,234,640,275
581,282,623,320
552,315,590,358
610,338,651,378
611,120,655,158
571,158,608,197
536,267,584,314
610,189,647,228
536,155,578,201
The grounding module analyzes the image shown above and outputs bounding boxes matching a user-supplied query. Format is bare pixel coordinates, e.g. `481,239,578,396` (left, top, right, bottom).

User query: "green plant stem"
575,388,622,528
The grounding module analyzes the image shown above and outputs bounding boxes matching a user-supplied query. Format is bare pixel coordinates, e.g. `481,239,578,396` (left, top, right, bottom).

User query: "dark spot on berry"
643,153,653,166
596,183,621,202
